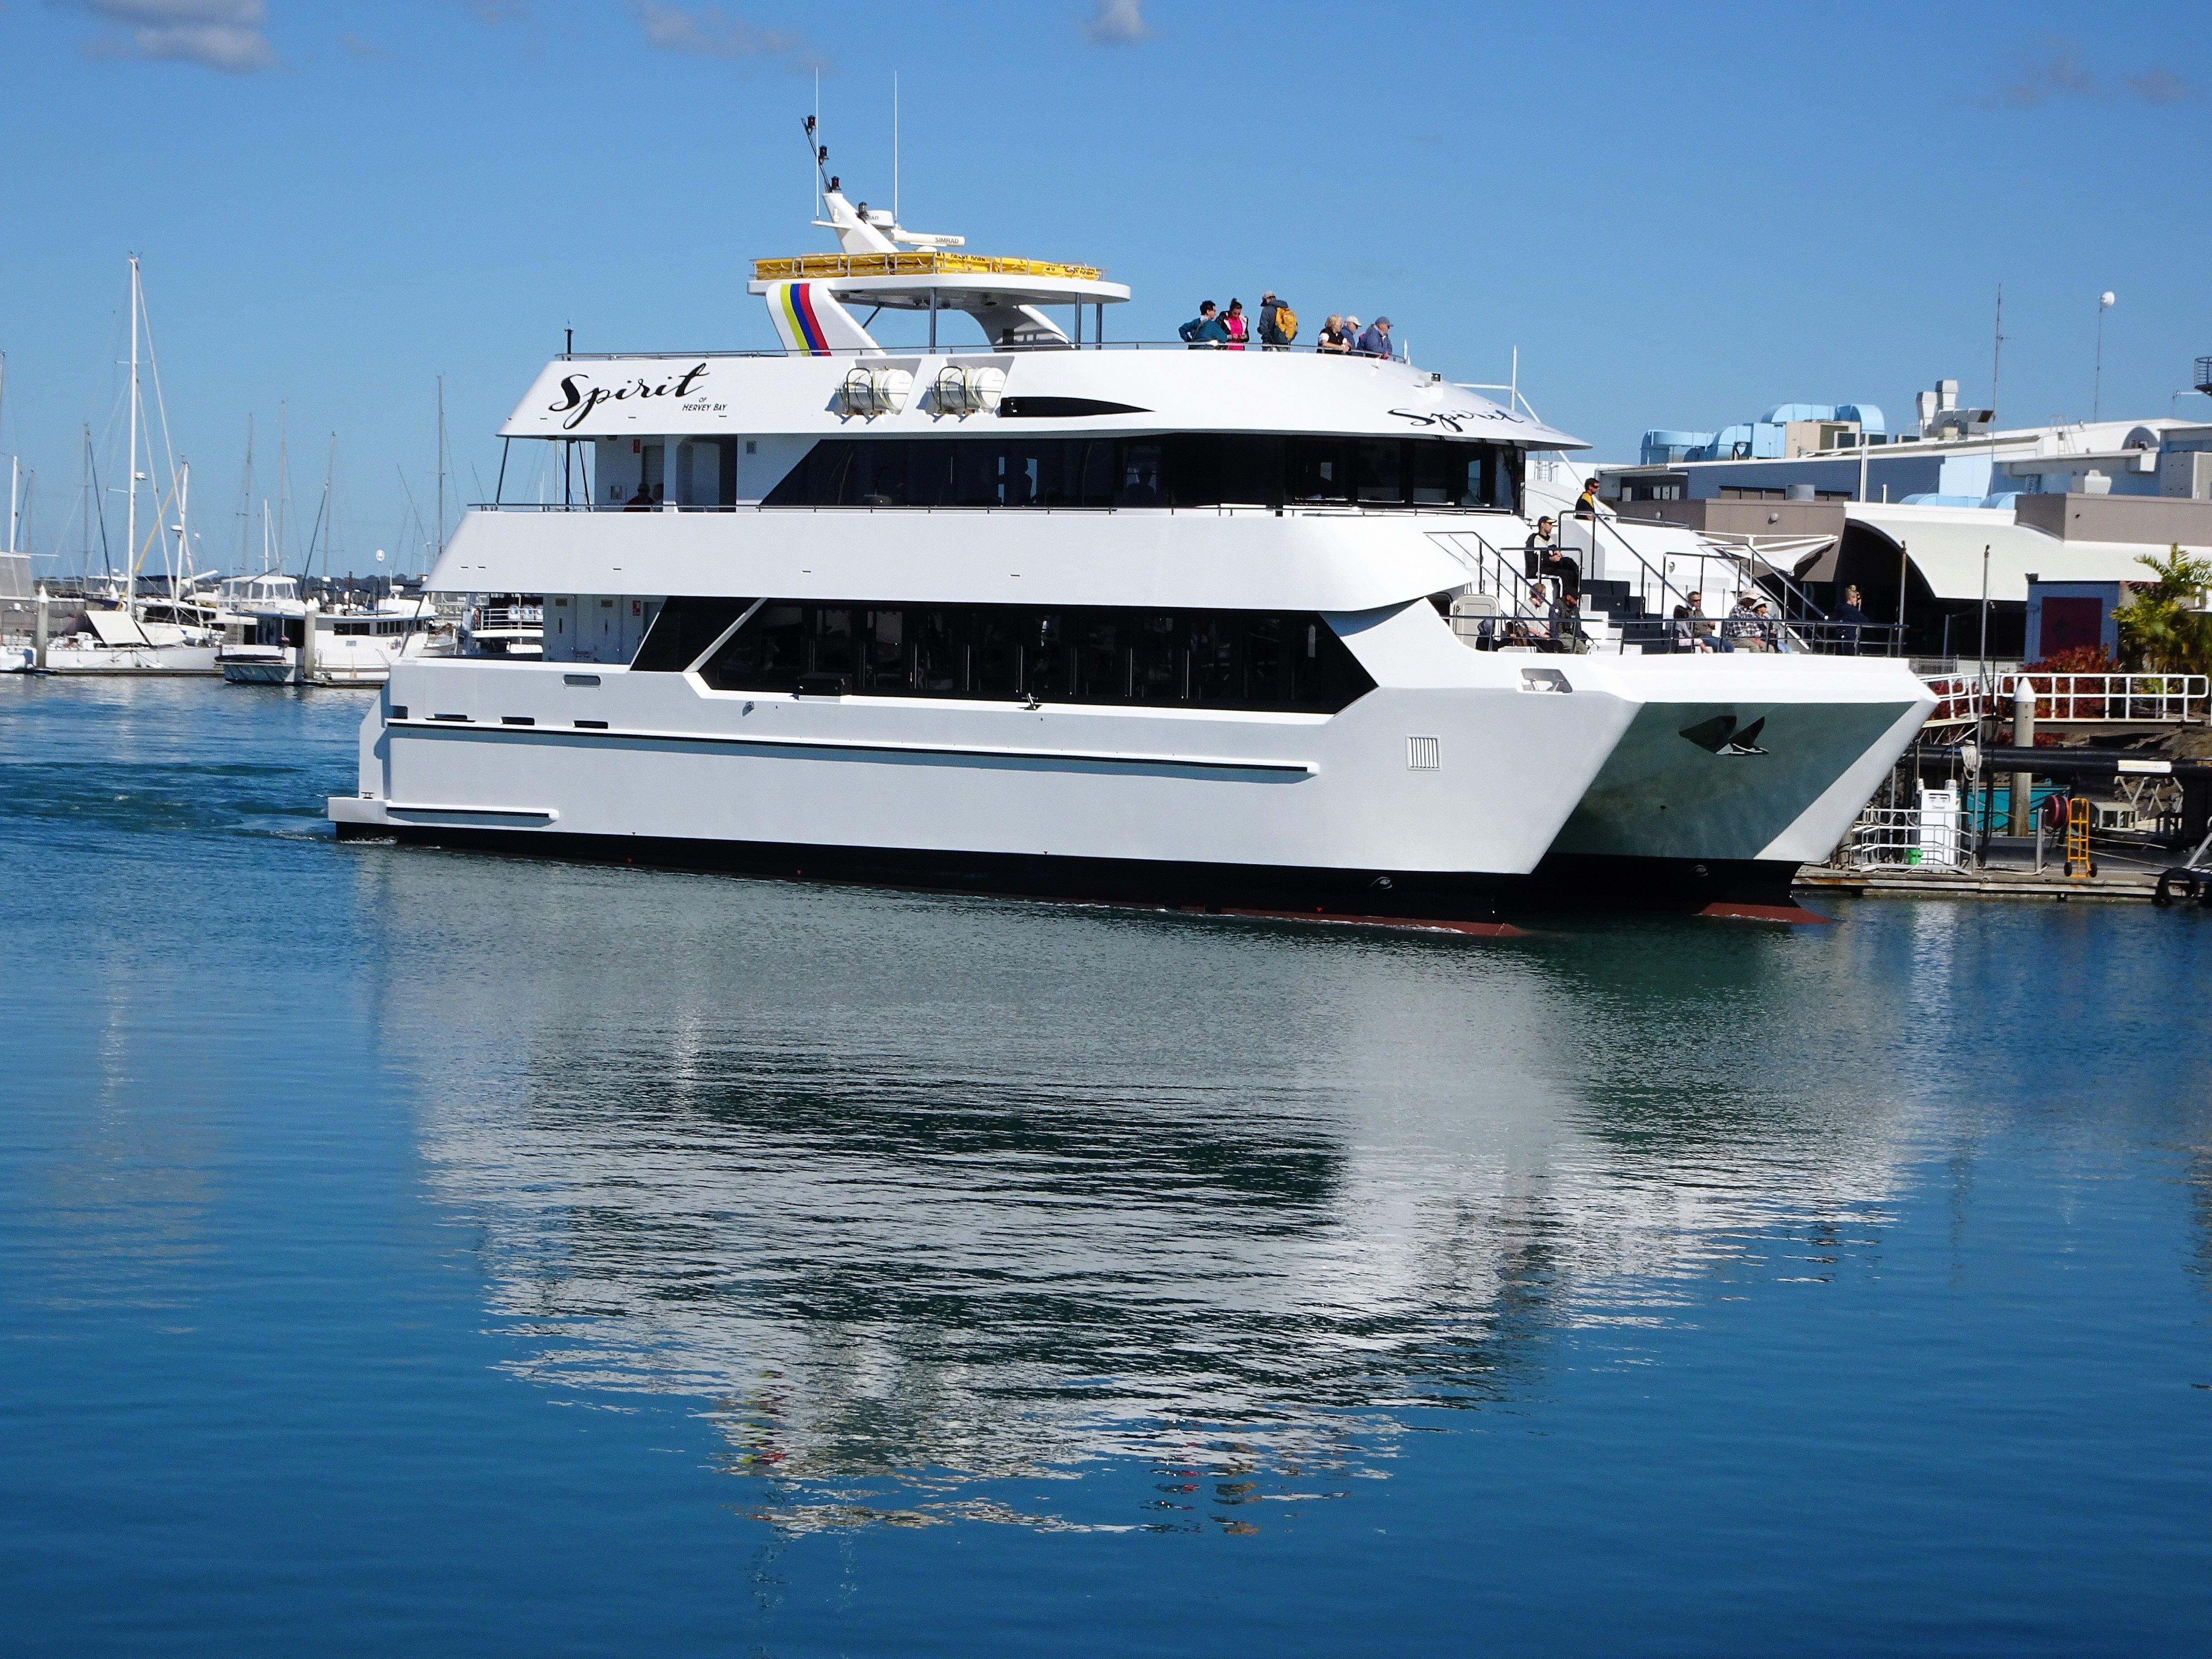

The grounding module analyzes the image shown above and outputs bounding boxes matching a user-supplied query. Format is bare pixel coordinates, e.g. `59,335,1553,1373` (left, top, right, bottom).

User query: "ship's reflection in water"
361,853,1929,1534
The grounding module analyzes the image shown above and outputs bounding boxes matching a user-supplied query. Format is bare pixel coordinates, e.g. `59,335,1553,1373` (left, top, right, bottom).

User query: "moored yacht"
332,181,1927,921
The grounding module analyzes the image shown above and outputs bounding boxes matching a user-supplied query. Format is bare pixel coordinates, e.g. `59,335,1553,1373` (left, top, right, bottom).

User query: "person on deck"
1257,293,1295,349
1316,314,1351,354
1222,298,1249,350
1726,593,1767,651
1833,583,1870,654
1538,542,1581,604
1572,476,1602,519
1178,301,1228,347
1354,316,1392,358
1523,516,1557,578
1684,590,1723,652
1550,588,1584,652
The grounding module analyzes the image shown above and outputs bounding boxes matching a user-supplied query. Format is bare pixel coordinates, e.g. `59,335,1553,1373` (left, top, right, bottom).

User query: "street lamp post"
2093,291,2115,422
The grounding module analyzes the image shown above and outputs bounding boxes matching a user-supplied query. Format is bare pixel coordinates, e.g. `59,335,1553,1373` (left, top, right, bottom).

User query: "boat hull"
42,643,221,676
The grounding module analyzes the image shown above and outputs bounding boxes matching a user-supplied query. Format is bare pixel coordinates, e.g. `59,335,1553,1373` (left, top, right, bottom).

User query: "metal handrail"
553,339,1410,362
469,500,1529,516
1921,671,2208,726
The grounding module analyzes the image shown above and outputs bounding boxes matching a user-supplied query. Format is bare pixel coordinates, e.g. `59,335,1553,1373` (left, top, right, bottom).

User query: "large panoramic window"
759,434,1522,512
637,598,1376,713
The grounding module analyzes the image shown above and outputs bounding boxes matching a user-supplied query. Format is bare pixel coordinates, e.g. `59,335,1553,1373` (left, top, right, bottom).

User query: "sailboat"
0,356,37,672
43,258,222,675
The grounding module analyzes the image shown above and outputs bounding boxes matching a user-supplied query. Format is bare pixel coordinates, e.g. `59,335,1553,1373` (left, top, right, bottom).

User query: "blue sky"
1,0,2207,576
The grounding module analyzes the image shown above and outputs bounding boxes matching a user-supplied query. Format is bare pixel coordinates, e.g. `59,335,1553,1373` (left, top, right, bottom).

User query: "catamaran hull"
1550,658,1935,884
328,652,1641,925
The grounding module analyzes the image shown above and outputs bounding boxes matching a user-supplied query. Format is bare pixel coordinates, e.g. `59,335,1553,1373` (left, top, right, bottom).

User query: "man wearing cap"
1257,292,1292,351
1354,316,1392,358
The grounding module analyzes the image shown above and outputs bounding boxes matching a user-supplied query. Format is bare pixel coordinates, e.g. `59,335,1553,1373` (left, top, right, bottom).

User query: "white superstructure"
332,185,1930,920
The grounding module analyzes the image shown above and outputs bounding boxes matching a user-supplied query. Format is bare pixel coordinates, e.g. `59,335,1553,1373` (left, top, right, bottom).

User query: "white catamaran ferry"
331,174,1930,924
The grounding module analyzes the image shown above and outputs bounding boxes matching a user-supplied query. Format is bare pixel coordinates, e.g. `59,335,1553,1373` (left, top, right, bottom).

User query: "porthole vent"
1406,736,1442,771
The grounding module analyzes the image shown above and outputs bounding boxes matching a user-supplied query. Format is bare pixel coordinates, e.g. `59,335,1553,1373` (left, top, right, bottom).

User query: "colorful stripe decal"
776,281,829,354
790,282,829,352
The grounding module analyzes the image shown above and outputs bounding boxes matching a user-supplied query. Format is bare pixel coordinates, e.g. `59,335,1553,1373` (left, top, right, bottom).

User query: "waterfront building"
1603,380,2212,661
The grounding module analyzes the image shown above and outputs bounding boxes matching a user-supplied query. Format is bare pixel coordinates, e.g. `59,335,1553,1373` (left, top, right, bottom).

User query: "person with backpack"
1178,300,1228,348
1258,292,1298,350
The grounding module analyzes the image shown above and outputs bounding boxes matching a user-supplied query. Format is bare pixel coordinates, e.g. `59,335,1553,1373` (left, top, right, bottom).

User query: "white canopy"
1846,502,2199,602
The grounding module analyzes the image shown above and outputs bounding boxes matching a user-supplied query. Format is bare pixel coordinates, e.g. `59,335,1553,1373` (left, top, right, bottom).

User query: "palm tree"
2113,544,2212,675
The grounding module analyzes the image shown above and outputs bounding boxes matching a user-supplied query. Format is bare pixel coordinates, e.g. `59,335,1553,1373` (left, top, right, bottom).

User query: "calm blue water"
4,675,2209,1656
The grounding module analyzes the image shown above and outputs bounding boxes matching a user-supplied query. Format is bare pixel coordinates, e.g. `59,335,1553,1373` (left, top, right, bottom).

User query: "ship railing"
552,339,1413,362
1922,671,2207,729
1603,616,1904,656
469,501,1533,516
1833,804,1966,872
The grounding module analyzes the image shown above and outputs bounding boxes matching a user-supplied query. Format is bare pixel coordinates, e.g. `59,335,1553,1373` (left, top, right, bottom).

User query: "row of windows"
760,434,1523,513
635,596,1376,713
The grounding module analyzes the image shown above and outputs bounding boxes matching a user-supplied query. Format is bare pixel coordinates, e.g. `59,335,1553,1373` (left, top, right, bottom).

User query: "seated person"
1538,545,1580,602
1725,593,1767,651
1523,515,1557,578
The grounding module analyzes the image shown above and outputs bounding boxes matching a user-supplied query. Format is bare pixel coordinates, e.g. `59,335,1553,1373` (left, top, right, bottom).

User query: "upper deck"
498,184,1583,453
505,345,1583,450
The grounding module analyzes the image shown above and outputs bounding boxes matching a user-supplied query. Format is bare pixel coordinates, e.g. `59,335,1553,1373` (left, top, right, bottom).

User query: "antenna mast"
1990,284,2005,425
894,73,900,226
436,375,447,560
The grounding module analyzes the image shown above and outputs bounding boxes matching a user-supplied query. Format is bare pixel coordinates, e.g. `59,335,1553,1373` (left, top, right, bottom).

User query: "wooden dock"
1795,863,2162,902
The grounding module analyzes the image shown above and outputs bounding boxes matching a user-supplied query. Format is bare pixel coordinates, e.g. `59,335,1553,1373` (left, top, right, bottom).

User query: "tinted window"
761,435,1521,512
695,601,1374,714
633,595,752,671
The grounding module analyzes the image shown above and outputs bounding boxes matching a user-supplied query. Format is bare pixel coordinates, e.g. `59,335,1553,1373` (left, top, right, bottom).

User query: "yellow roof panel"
752,252,1104,283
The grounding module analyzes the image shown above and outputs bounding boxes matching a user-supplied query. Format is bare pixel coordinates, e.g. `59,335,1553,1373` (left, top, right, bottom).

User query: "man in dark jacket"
1179,301,1228,347
1257,292,1292,349
1523,515,1557,578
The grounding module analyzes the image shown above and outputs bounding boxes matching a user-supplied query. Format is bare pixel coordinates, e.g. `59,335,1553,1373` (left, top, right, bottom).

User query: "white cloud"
1965,33,2199,109
59,0,277,73
1080,0,1151,47
628,2,821,69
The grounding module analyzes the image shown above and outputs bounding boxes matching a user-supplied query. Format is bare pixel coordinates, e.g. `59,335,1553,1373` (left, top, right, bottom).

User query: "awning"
1844,502,2199,602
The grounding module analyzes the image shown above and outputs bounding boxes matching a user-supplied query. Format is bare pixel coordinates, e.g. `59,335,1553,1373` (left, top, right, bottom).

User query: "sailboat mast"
127,257,140,614
276,401,290,576
436,375,446,561
237,413,254,572
0,351,11,557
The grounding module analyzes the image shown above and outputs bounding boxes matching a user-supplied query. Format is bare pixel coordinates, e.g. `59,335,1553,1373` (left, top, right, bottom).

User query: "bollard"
2008,685,2036,838
33,594,47,670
